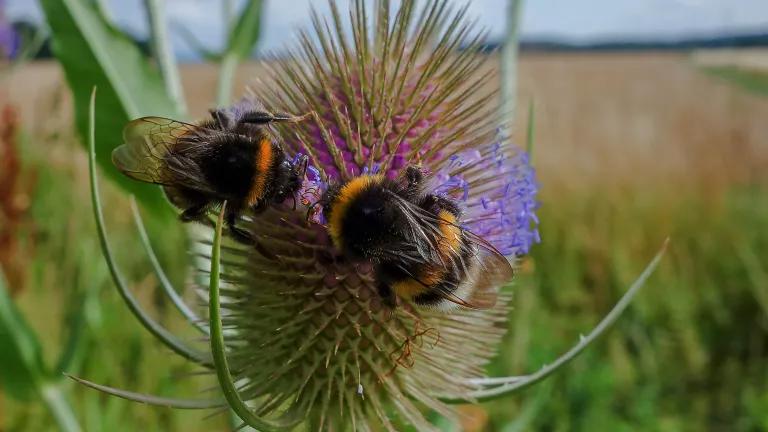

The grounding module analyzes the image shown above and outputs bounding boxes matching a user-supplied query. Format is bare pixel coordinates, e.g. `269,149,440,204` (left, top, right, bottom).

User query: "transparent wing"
450,230,514,309
112,117,213,193
387,193,513,310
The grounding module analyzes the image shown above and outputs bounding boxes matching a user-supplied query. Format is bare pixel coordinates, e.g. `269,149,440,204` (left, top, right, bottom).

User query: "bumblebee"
321,166,513,310
112,103,309,243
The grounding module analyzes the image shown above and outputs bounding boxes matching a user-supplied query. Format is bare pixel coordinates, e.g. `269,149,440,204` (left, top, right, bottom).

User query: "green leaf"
0,271,46,401
217,0,264,105
39,0,179,216
143,0,187,114
225,0,264,61
39,384,83,432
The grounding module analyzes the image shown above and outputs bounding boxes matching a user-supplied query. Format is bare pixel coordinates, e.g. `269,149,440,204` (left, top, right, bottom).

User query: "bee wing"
451,230,514,309
386,193,512,310
406,229,511,310
112,117,217,193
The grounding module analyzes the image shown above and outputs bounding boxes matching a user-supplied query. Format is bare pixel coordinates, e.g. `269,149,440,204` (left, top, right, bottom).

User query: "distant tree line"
480,30,768,53
12,19,768,60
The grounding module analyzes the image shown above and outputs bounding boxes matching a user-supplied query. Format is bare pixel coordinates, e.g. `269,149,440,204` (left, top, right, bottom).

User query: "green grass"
4,133,768,431
485,185,768,431
5,132,224,431
704,66,768,97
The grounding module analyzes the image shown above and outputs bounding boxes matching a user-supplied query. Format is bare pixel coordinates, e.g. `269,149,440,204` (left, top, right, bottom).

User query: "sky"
6,0,768,60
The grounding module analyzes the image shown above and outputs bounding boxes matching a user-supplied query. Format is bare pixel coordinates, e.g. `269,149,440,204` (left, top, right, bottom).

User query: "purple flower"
433,132,540,256
0,0,18,59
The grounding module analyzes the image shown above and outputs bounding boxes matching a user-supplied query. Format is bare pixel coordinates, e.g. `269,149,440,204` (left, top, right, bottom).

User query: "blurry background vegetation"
1,0,768,430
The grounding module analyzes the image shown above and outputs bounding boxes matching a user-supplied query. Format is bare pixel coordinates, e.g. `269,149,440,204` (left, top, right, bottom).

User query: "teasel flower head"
85,1,541,430
206,1,538,429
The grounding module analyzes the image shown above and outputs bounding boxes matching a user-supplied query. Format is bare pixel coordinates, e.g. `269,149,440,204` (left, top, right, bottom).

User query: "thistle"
194,2,537,428
81,0,666,430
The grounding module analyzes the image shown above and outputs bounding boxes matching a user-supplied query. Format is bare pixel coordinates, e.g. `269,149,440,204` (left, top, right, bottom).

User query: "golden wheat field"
6,52,768,192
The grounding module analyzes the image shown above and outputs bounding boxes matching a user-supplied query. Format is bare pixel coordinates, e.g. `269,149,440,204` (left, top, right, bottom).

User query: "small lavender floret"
433,133,540,257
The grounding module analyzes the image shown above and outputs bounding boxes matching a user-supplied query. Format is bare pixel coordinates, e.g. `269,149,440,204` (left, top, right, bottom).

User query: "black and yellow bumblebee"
320,166,513,310
112,102,309,243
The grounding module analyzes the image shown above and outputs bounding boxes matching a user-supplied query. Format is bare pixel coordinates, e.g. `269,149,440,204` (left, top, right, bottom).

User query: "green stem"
209,204,302,431
223,0,236,30
470,239,668,402
88,88,211,367
525,100,535,161
500,0,523,132
92,0,113,25
40,384,82,432
143,0,187,115
216,53,239,106
441,239,669,404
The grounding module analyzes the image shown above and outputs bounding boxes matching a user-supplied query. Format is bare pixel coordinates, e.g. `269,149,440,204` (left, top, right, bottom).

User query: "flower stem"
143,0,187,116
40,384,82,432
216,53,239,106
500,0,523,132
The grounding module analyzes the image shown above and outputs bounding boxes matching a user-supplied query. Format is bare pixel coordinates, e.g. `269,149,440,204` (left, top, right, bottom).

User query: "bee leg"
377,283,398,310
228,226,255,245
405,165,424,184
230,209,279,260
225,211,255,245
251,200,268,214
180,203,210,225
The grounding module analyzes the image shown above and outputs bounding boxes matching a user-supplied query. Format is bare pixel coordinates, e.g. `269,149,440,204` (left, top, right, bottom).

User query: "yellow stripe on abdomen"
392,279,425,300
436,210,462,258
392,265,446,300
392,210,460,300
246,138,274,206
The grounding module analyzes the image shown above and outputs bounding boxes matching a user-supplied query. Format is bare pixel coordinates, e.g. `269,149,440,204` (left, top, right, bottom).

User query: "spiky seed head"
208,1,539,429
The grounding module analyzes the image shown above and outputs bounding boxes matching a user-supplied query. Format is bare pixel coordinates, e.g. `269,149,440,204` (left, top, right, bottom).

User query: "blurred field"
7,52,768,189
2,51,768,431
